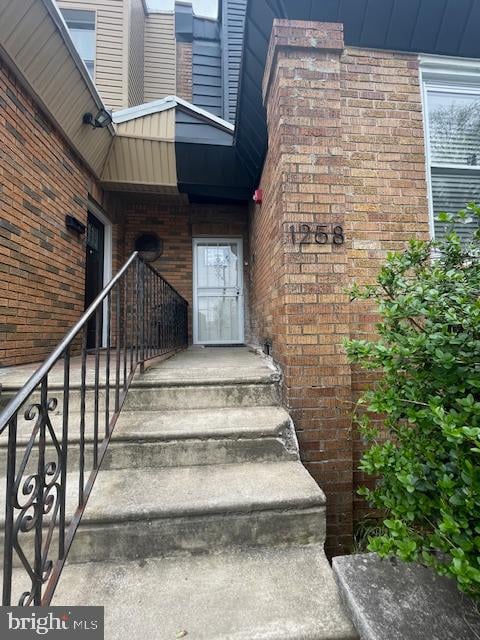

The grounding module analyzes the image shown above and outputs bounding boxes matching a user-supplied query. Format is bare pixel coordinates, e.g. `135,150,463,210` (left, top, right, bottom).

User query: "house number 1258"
289,224,345,246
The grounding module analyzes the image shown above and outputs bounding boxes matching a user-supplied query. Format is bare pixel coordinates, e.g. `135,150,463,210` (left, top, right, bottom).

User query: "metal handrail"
0,253,139,435
1,252,189,606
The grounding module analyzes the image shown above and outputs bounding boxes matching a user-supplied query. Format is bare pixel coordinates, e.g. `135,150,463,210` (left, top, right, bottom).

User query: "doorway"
193,238,244,345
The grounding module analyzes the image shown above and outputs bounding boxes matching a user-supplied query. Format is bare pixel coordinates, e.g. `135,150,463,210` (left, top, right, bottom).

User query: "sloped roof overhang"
235,0,480,191
0,0,115,179
103,96,251,200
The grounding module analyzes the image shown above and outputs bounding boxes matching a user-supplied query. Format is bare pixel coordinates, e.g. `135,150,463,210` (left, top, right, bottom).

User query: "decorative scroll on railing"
0,253,188,606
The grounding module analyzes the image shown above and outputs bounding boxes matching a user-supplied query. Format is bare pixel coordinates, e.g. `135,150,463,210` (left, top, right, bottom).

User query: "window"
61,9,96,79
423,64,480,242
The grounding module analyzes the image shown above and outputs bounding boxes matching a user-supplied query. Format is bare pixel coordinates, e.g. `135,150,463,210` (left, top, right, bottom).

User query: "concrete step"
0,372,279,413
0,462,326,566
103,406,298,468
0,377,280,414
0,348,279,413
0,407,298,474
123,380,280,411
132,368,279,386
69,461,325,563
51,545,357,640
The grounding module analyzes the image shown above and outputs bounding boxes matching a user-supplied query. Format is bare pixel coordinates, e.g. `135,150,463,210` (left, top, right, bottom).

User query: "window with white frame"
423,65,480,243
60,9,96,79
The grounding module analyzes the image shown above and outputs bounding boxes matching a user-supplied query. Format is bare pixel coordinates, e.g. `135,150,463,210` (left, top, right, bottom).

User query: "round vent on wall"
135,233,164,262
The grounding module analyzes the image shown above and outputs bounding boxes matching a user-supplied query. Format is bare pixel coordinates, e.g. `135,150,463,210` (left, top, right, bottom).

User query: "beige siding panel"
57,0,126,110
144,12,176,102
6,3,51,60
128,0,145,107
116,109,175,140
102,108,177,189
0,0,112,176
102,137,177,188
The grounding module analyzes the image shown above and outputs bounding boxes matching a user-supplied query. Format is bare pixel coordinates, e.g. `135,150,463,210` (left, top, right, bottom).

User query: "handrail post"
58,348,70,560
2,415,17,605
115,284,122,413
93,307,101,470
105,293,111,439
139,260,145,374
33,377,48,605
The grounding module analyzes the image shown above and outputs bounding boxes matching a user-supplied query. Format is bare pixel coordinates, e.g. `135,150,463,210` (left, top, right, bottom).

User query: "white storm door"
193,238,244,345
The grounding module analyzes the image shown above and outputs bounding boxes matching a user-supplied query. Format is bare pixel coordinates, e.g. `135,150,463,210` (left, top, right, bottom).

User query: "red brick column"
261,20,353,554
256,20,431,554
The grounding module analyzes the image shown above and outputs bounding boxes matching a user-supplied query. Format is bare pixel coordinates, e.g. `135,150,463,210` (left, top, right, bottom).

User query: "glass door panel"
193,239,244,344
197,296,240,343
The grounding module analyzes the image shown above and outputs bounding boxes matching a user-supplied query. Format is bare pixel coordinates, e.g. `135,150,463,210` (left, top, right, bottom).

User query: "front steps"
56,545,354,640
5,347,356,639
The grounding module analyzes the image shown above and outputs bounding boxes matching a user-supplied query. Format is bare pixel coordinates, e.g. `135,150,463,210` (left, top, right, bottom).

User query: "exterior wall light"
83,108,113,129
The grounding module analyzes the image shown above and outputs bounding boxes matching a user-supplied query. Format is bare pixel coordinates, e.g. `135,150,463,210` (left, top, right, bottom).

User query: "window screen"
426,87,480,242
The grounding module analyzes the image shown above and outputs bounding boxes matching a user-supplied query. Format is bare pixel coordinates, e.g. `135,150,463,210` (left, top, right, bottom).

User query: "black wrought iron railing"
0,252,188,606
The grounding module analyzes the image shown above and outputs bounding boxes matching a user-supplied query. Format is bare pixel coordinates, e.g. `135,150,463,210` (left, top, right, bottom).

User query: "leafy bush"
345,203,480,599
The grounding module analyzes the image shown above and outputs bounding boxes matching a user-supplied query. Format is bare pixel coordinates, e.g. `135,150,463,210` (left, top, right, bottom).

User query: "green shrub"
345,203,480,599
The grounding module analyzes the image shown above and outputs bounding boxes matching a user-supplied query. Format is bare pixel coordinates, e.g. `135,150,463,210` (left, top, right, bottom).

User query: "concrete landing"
0,347,273,391
53,545,357,640
134,346,278,385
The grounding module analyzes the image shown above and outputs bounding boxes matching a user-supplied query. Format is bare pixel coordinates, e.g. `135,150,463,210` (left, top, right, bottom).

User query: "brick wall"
250,20,430,554
176,42,193,102
342,47,431,524
247,90,286,352
0,59,113,367
116,194,248,339
0,48,246,366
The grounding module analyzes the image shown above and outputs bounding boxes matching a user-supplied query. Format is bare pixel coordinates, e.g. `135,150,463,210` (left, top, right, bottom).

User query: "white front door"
193,238,244,345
